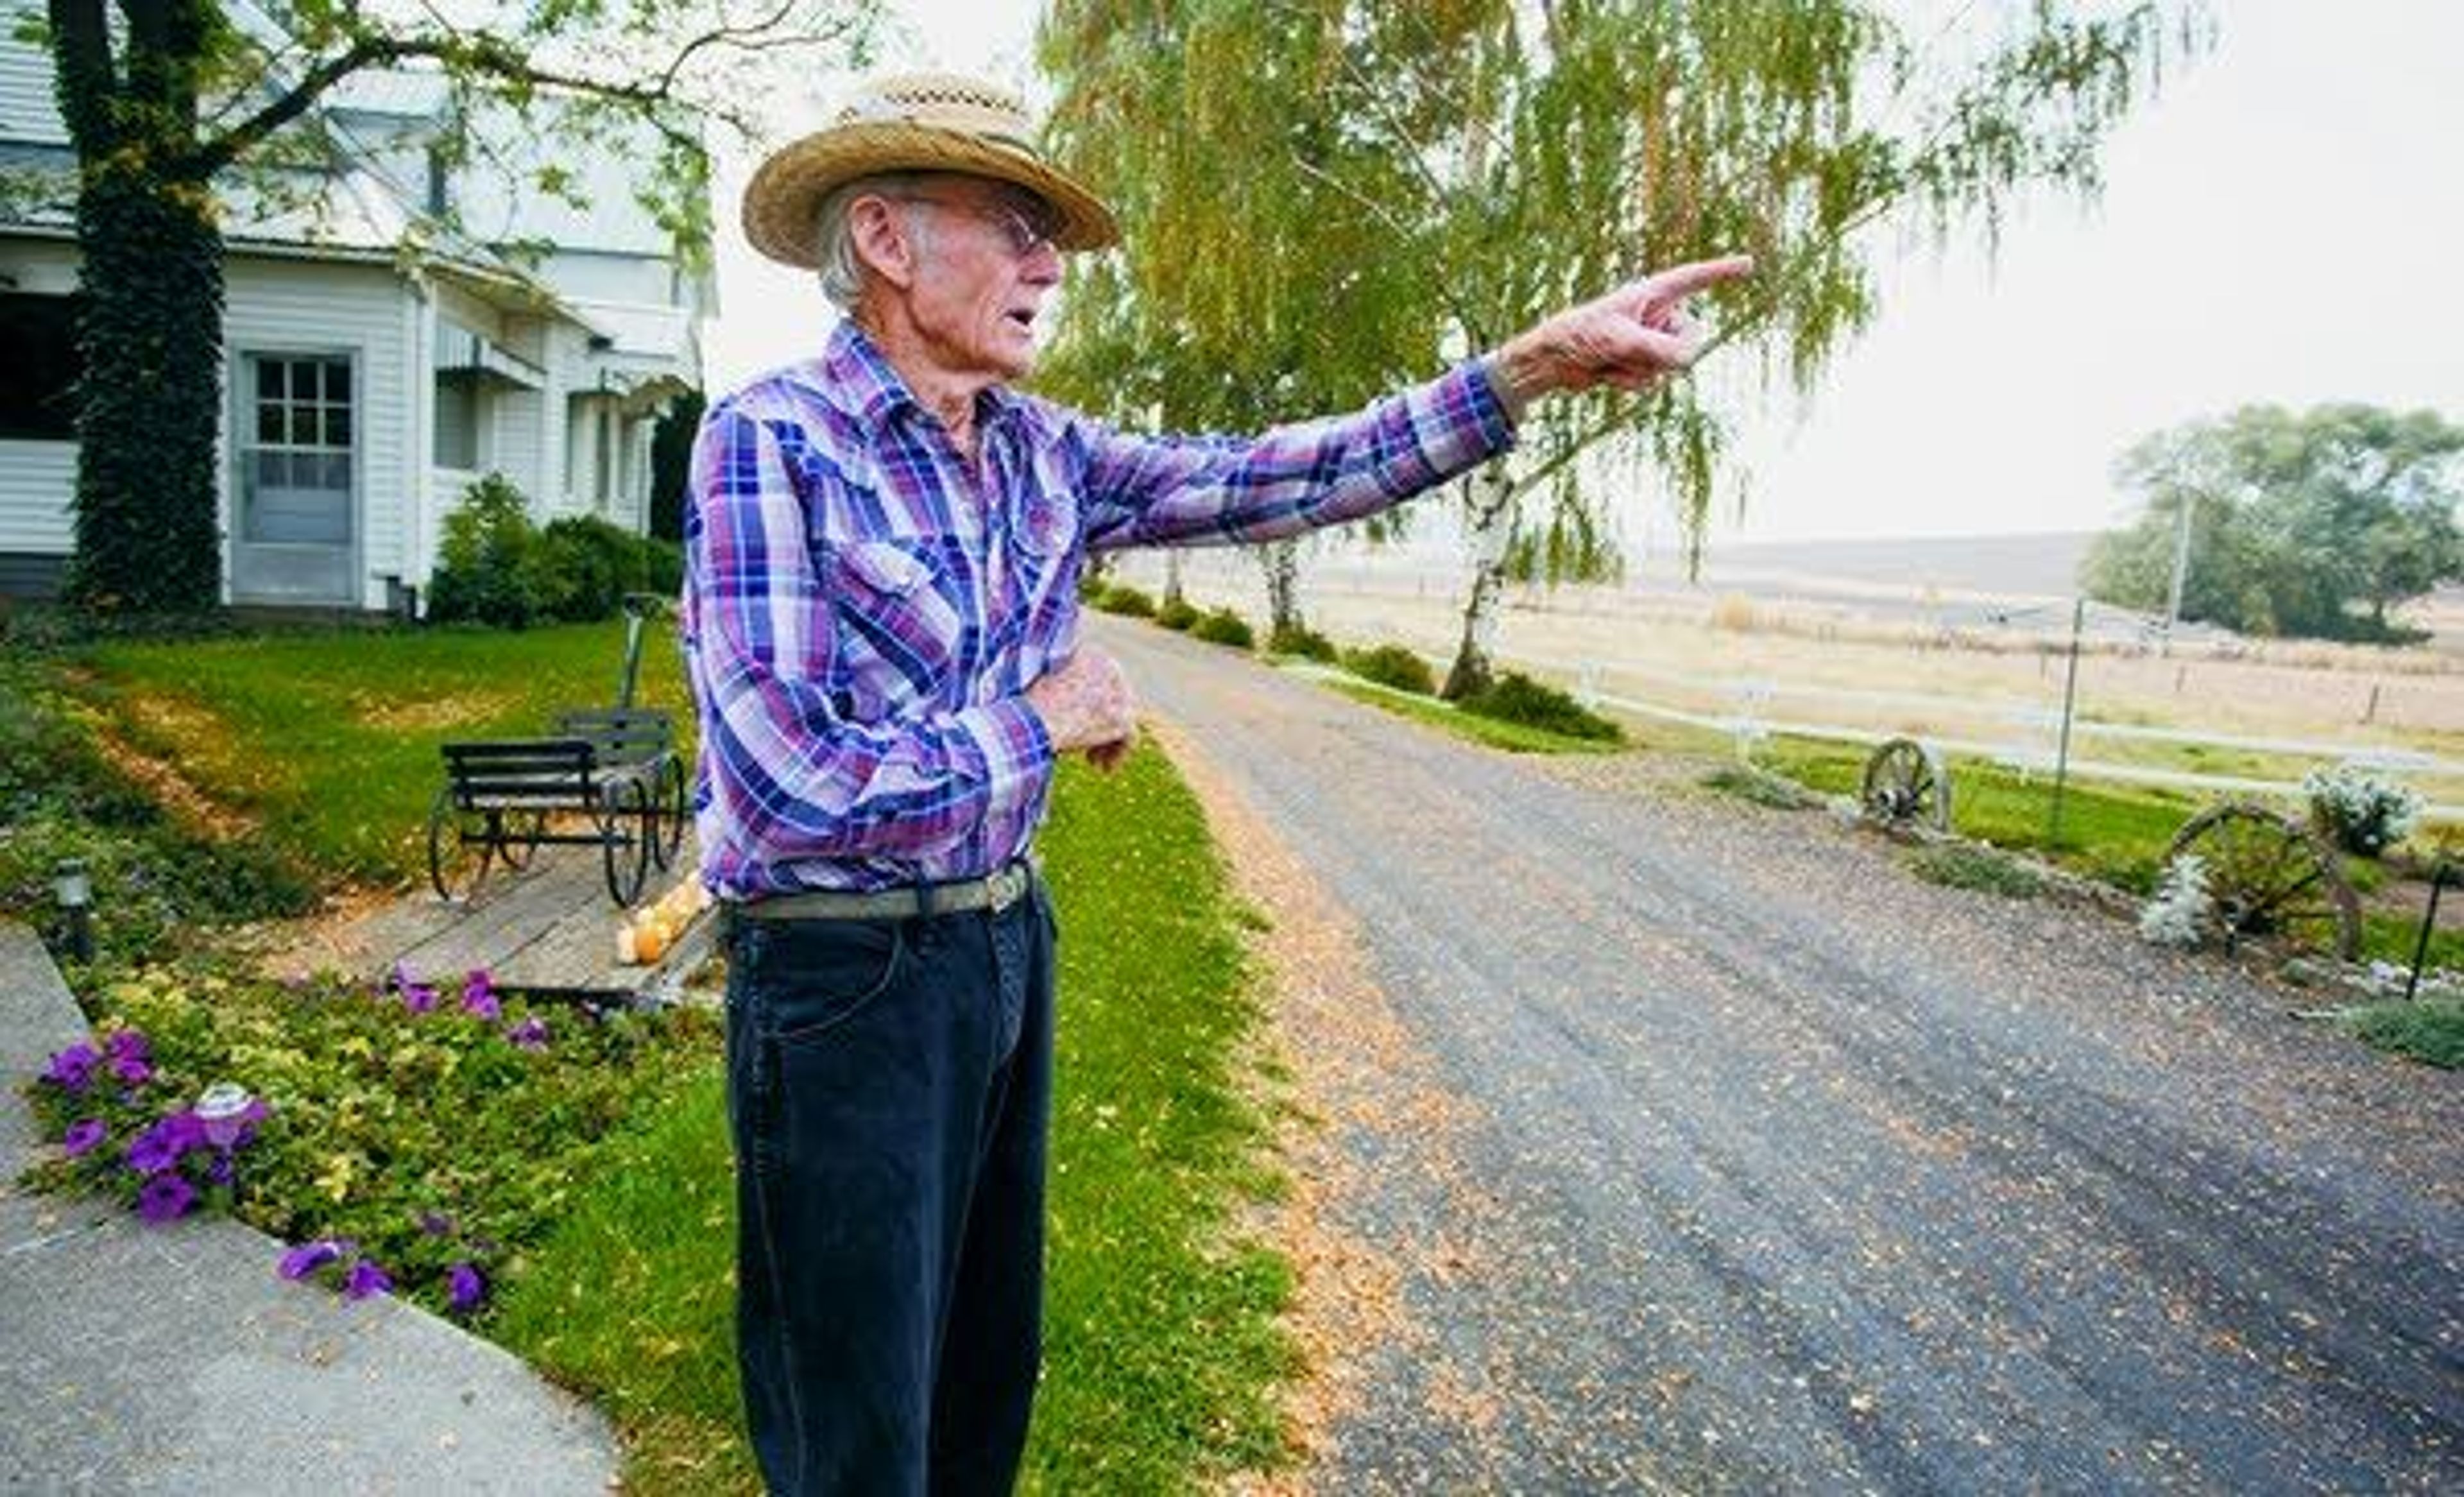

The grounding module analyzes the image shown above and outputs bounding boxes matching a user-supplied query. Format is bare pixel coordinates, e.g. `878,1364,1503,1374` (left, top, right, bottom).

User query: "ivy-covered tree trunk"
52,0,228,618
1442,461,1516,701
63,171,227,615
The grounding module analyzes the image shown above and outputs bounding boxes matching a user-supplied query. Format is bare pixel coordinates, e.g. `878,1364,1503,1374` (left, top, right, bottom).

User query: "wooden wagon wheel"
2166,803,2359,959
425,786,493,902
1861,737,1953,832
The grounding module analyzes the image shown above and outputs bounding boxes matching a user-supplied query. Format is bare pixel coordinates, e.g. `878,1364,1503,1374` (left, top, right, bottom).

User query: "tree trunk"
1161,549,1185,606
1260,538,1301,640
55,0,230,619
1442,460,1516,700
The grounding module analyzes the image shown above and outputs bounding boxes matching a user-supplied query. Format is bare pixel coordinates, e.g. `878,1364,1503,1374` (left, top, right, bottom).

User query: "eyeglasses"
893,191,1057,260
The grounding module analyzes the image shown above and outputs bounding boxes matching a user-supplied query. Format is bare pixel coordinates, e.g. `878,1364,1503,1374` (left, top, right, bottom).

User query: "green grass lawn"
488,746,1294,1494
80,622,696,886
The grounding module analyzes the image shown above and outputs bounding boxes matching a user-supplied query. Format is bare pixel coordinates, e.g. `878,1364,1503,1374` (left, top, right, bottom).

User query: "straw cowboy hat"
742,72,1120,268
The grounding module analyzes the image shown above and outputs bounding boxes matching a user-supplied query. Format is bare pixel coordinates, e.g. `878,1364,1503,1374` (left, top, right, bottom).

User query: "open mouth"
1004,309,1036,332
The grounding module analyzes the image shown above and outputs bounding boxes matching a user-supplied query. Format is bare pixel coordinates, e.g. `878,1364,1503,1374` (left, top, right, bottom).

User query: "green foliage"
1342,643,1437,696
2343,998,2464,1069
1040,0,2194,689
429,479,675,628
1092,583,1156,618
428,474,547,628
1459,672,1623,742
23,961,721,1319
2082,405,2464,642
1322,680,1623,756
1906,843,2046,899
1154,596,1201,631
1701,764,1819,810
0,654,315,959
494,749,1299,1492
1265,622,1337,662
1188,607,1255,649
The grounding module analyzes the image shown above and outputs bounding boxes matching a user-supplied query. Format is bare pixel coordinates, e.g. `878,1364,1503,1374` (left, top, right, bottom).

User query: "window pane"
327,363,350,402
326,405,351,449
261,361,287,400
257,405,282,445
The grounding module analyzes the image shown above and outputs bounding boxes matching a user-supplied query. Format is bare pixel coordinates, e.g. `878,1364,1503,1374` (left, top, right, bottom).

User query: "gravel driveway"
1090,617,2462,1494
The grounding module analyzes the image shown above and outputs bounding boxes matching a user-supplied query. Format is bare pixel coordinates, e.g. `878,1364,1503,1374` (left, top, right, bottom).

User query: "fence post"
2405,862,2449,1002
2048,596,2085,849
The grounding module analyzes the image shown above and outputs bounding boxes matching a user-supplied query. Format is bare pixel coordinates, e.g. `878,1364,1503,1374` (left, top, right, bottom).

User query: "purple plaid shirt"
681,320,1516,899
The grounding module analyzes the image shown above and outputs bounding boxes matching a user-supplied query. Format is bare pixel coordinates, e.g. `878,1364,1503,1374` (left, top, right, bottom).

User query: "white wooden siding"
0,440,74,553
222,255,411,607
0,2,69,145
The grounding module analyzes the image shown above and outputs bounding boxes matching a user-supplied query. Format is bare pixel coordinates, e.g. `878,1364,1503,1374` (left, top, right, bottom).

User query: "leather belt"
737,861,1035,923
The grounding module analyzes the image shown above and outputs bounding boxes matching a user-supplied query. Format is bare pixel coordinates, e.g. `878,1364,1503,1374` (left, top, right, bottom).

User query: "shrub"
1267,622,1338,662
1907,843,2043,899
1343,643,1436,696
2343,997,2464,1068
1095,585,1156,618
1702,765,1817,810
2304,762,2420,857
537,516,647,622
1154,597,1200,631
426,474,543,628
1459,671,1623,742
1188,607,1254,649
2139,852,2214,946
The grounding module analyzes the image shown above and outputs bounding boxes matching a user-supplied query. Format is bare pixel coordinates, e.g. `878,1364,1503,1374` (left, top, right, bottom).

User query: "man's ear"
850,196,918,292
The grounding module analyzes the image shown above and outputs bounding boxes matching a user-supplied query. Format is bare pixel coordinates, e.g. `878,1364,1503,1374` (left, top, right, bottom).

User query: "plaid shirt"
681,320,1516,899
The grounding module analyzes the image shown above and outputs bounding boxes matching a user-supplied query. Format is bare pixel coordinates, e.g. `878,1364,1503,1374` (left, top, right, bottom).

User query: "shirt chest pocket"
823,539,965,717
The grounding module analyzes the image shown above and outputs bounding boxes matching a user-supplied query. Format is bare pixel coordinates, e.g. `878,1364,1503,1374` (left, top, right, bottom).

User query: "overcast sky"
700,0,2464,547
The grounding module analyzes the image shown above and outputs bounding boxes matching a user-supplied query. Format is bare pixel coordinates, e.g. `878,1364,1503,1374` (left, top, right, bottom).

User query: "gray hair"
813,171,930,310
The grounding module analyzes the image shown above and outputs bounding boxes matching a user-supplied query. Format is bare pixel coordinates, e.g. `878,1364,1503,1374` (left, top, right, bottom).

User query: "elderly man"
685,71,1750,1496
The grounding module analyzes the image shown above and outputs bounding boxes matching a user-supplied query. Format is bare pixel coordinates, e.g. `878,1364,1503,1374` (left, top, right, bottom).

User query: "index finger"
1643,253,1756,302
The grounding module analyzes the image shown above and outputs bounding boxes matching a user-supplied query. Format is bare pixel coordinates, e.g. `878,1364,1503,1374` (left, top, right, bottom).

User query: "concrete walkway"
0,923,621,1494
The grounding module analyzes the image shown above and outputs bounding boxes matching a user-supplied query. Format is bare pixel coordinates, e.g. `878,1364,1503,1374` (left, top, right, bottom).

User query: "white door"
232,353,355,604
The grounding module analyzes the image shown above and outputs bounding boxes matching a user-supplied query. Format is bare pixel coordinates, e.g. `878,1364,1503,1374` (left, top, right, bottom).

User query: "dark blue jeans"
724,877,1057,1496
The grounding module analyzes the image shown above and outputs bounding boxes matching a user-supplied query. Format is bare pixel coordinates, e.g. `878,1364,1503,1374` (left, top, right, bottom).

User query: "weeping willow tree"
1039,0,2205,697
1034,1,1438,637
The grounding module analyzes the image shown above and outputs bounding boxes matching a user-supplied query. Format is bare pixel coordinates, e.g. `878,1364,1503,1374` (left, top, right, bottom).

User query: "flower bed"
25,959,718,1319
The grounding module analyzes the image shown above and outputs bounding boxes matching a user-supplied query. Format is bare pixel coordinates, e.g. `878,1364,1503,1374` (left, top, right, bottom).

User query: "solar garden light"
52,857,93,964
194,1082,257,1149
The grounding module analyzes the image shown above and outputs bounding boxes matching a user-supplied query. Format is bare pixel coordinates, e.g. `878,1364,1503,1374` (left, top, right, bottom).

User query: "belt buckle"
988,863,1027,913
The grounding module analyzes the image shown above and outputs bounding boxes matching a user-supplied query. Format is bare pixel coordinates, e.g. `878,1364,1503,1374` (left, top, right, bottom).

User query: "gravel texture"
1093,617,2464,1495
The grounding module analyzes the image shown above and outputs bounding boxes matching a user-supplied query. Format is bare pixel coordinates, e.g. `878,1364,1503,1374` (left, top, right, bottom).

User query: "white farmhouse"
0,0,704,611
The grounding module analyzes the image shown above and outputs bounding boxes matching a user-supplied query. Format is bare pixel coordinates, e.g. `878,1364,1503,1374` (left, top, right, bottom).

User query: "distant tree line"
2081,404,2463,644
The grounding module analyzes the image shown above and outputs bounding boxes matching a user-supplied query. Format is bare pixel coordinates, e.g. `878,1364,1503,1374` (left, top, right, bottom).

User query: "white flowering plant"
2139,853,2214,948
2303,762,2421,857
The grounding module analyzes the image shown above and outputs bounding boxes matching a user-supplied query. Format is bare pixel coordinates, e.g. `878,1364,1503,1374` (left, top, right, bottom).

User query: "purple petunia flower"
343,1259,393,1301
461,969,502,1020
418,1211,456,1238
205,1152,235,1186
110,1054,153,1086
277,1238,346,1280
447,1261,486,1315
42,1043,99,1094
105,1029,149,1064
506,1016,550,1050
124,1111,205,1175
401,982,440,1014
136,1172,196,1224
61,1118,107,1158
